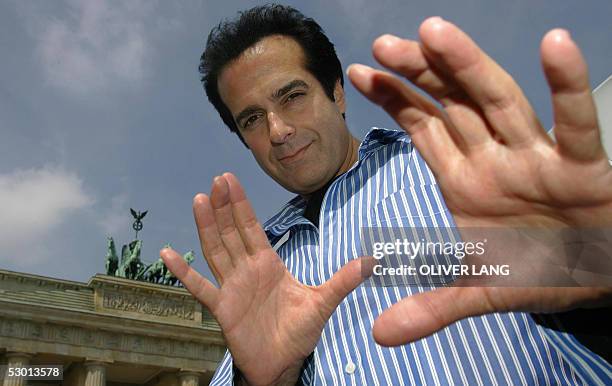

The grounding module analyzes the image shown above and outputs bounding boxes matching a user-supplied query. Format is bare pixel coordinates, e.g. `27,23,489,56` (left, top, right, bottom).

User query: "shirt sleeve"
210,349,317,385
209,349,235,386
299,351,315,385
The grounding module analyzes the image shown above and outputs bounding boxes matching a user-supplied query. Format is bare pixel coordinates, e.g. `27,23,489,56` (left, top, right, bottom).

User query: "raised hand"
161,173,369,385
347,17,612,346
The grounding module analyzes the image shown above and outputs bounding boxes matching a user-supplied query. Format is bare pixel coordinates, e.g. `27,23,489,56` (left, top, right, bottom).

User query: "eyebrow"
235,79,309,127
272,79,309,100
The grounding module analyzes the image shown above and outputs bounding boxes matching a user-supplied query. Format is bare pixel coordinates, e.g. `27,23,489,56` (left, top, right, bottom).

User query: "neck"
335,135,360,178
300,135,360,201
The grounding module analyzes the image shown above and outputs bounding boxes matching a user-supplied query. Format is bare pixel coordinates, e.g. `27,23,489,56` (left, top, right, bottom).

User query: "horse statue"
105,237,119,276
183,250,195,265
162,250,195,286
104,238,197,286
141,258,167,284
118,240,144,279
162,269,178,286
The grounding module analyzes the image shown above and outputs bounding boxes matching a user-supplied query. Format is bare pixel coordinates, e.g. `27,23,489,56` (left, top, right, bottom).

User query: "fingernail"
381,34,402,42
346,64,356,76
552,28,571,41
375,34,402,49
423,16,446,33
346,63,373,76
193,193,206,205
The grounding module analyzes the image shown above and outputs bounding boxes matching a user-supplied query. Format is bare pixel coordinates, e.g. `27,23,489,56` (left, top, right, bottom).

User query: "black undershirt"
303,177,338,228
531,308,611,363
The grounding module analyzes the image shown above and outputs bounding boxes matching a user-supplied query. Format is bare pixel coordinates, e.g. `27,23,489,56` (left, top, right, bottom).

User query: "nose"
267,111,295,144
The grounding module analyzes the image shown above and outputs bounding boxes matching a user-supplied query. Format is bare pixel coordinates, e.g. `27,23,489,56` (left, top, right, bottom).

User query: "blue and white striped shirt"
210,127,611,385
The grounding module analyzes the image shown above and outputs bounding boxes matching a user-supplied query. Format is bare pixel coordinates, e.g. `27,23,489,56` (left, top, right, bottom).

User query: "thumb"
318,256,377,309
373,287,492,346
160,247,219,310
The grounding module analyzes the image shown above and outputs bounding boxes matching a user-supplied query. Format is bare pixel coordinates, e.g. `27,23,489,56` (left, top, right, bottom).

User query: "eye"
243,114,261,129
285,92,304,104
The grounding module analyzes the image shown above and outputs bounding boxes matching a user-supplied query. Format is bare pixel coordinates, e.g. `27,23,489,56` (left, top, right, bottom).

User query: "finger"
210,175,248,263
373,287,492,346
223,172,272,255
160,247,220,310
193,193,234,284
318,256,377,312
348,63,464,172
374,286,612,346
541,29,605,161
372,34,462,105
348,63,441,124
418,17,545,146
372,34,494,147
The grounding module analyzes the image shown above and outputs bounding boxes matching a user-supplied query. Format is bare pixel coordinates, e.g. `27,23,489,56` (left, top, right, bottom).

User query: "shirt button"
345,361,356,374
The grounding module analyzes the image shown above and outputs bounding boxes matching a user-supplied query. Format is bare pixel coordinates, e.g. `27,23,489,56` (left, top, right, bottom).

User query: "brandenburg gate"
0,269,225,385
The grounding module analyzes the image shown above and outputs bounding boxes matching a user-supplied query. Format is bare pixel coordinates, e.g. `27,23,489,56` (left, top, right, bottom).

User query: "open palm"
348,17,612,346
161,173,367,385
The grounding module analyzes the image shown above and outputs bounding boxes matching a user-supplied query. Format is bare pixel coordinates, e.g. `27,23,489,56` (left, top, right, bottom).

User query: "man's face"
217,35,353,195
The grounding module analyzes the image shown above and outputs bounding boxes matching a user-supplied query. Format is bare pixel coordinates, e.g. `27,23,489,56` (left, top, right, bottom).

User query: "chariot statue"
103,209,197,286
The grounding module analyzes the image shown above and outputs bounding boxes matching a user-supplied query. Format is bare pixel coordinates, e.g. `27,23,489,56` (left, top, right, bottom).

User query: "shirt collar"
357,127,410,159
263,195,308,238
263,127,410,238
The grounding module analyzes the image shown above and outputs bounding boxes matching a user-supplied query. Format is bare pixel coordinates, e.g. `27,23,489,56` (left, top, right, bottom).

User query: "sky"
1,0,611,285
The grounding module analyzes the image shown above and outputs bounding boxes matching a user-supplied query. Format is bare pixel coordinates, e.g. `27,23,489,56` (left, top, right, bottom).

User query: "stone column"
3,352,31,386
84,361,106,386
151,373,178,386
178,371,200,386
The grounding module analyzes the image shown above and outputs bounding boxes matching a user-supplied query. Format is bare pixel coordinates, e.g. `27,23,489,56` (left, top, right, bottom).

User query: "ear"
333,79,346,114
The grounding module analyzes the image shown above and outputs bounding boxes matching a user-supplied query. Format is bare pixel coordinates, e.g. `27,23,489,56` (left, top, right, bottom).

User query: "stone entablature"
0,270,94,312
90,274,203,326
0,269,225,377
0,270,220,330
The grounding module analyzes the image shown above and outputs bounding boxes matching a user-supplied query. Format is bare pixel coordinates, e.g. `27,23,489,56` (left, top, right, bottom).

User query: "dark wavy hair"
199,4,344,147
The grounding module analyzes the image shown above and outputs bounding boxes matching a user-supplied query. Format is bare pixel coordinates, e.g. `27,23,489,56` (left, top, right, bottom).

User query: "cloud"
96,191,130,236
31,0,152,95
0,166,93,264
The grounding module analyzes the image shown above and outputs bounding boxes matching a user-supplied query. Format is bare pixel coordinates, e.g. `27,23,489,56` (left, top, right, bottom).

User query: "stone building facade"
0,269,225,385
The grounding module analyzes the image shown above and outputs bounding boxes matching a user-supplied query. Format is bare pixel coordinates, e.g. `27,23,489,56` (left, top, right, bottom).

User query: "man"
161,5,612,385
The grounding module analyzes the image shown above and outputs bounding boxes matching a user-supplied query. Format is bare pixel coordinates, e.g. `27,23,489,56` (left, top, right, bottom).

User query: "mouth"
278,142,312,165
